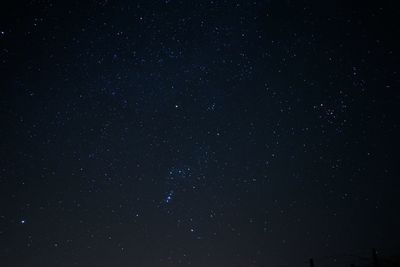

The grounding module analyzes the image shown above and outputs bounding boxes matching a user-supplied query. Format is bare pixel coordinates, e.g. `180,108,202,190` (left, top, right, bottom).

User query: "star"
165,190,174,204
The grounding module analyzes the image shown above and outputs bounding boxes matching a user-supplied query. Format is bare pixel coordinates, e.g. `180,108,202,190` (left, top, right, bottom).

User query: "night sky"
1,1,399,266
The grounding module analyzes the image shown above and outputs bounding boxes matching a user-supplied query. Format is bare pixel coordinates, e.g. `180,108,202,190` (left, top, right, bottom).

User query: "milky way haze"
0,1,399,266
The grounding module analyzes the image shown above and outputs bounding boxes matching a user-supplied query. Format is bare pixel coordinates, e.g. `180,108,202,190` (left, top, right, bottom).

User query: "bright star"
165,190,174,203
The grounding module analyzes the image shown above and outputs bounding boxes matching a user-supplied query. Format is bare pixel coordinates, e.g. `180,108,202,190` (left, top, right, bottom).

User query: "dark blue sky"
0,1,399,266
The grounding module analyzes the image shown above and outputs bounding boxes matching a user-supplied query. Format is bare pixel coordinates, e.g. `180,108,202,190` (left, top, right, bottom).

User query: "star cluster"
0,1,399,266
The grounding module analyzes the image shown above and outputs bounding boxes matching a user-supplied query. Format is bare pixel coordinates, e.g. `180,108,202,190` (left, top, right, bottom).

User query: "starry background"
0,1,399,266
